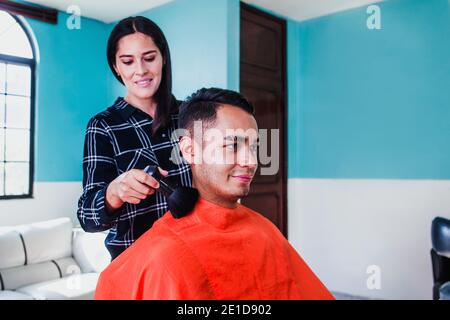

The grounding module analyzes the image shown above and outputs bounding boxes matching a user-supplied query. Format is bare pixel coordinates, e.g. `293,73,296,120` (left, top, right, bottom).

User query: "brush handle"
143,165,174,198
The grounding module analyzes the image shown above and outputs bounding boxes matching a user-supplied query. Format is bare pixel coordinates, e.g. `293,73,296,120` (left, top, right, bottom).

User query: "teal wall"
226,0,240,91
24,12,111,182
21,0,450,182
115,0,240,101
288,0,450,179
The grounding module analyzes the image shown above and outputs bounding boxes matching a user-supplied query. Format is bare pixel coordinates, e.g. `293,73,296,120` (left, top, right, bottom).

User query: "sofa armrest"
72,228,110,273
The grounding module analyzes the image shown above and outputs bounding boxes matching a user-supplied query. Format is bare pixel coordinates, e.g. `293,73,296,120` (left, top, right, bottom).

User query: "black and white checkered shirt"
77,97,192,260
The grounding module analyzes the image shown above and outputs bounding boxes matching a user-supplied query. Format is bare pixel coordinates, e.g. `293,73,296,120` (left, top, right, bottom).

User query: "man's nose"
238,146,258,167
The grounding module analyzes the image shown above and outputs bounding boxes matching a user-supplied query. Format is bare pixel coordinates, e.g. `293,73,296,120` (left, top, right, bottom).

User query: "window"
0,10,35,199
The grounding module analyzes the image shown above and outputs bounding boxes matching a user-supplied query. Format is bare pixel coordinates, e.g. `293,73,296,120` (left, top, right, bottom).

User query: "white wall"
0,182,82,227
3,180,449,299
288,178,450,300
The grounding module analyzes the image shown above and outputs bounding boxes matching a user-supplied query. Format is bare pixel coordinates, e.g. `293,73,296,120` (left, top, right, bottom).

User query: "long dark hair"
107,16,175,135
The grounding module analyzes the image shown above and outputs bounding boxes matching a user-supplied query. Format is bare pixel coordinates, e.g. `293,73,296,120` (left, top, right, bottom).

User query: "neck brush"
144,165,199,219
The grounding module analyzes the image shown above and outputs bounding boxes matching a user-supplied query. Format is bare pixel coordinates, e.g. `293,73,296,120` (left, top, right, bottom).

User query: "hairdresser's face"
188,105,259,207
114,32,163,102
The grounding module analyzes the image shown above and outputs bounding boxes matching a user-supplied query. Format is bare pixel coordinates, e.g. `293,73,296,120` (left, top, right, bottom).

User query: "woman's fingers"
135,167,169,188
158,167,169,177
127,172,154,195
116,170,154,201
133,169,160,189
118,182,148,200
122,195,145,205
116,167,169,204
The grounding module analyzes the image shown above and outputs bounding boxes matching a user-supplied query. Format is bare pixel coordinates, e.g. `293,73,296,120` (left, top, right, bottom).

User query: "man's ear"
179,136,194,164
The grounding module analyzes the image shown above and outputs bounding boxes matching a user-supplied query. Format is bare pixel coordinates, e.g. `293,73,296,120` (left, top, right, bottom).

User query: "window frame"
0,13,36,200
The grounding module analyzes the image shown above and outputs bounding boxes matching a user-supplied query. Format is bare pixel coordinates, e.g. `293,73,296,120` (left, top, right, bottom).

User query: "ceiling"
242,0,384,22
24,0,384,23
24,0,174,23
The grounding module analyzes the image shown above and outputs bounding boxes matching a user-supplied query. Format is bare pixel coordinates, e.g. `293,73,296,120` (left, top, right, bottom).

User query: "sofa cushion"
72,228,109,273
16,218,73,265
0,257,81,290
56,257,82,276
16,273,99,300
0,228,26,269
0,290,34,300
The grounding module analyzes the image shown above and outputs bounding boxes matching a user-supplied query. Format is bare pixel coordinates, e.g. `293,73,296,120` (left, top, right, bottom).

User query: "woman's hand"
105,167,168,213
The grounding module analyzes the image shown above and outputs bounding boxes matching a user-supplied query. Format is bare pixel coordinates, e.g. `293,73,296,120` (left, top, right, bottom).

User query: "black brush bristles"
144,165,199,218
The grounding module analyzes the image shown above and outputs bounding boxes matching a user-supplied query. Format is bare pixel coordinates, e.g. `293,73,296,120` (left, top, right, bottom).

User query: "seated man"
95,88,334,300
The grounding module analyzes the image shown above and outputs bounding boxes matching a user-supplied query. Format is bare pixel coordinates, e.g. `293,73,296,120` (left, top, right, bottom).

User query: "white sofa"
0,217,110,300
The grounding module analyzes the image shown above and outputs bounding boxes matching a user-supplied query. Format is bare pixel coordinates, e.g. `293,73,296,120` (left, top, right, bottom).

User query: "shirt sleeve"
77,117,122,232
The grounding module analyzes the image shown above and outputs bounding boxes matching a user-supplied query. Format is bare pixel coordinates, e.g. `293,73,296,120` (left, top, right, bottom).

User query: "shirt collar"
113,97,139,120
113,96,180,122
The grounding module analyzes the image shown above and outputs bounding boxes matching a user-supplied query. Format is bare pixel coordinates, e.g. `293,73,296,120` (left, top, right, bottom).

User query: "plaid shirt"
77,97,192,260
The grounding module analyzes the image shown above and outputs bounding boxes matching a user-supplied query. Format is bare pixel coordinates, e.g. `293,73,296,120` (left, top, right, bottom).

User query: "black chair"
431,216,450,300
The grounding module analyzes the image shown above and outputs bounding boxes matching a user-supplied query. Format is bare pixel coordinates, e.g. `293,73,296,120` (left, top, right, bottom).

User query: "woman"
77,16,191,260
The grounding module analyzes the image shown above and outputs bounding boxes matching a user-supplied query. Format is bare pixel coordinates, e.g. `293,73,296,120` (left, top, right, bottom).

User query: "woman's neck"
124,95,157,118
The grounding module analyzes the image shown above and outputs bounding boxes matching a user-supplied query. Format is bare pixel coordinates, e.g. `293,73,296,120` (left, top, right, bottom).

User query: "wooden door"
240,3,288,237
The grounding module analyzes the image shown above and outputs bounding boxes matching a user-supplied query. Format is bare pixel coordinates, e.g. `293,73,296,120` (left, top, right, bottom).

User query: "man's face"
182,104,259,207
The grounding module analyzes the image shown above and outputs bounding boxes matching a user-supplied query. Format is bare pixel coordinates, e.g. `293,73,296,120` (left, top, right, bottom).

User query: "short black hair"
178,88,255,134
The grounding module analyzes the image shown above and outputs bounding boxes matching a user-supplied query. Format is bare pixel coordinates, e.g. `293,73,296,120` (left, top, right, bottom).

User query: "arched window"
0,10,35,198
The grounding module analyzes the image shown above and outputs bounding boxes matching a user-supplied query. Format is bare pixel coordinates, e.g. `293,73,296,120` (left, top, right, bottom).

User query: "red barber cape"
95,197,334,300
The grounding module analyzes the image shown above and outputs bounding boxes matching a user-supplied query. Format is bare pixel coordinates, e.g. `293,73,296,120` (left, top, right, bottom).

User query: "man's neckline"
191,197,246,230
